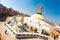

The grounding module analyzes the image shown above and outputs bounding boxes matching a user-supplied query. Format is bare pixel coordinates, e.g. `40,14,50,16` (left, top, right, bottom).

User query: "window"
33,34,36,36
30,34,32,36
27,34,29,36
24,23,27,26
37,35,39,36
8,21,11,24
23,34,25,36
16,34,21,36
27,26,29,28
31,27,33,31
41,29,50,36
34,28,37,33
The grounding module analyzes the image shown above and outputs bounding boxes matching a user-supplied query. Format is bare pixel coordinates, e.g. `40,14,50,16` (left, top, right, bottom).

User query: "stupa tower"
37,6,43,15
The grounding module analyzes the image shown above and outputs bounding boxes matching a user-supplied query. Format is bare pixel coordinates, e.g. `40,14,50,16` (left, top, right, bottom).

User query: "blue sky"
1,0,60,24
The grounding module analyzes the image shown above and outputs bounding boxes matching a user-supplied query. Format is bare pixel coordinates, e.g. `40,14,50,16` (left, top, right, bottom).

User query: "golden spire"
20,15,24,23
37,6,43,15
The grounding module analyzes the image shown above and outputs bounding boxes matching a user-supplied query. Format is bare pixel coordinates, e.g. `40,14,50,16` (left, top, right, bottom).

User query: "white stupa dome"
31,14,44,20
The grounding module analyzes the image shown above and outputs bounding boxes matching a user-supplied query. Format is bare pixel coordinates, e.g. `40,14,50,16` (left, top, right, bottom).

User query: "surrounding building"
4,6,55,40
